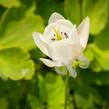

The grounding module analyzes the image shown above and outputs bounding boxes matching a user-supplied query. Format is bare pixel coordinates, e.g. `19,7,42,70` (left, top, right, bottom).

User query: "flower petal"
69,25,80,44
56,19,74,29
55,66,67,75
55,19,74,38
40,58,63,67
77,17,90,49
48,12,65,24
66,64,77,78
32,32,51,57
78,53,90,69
50,39,82,63
43,23,56,43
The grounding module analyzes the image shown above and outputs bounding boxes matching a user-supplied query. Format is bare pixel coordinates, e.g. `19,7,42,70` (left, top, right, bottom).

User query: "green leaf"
45,73,65,108
0,47,35,80
36,0,64,25
90,58,102,72
89,44,109,71
64,0,81,24
0,97,8,109
69,74,100,109
0,0,21,8
0,5,44,51
82,0,109,35
75,86,99,109
38,73,65,109
84,47,94,62
80,69,109,85
94,23,109,51
96,85,109,107
88,23,109,71
28,94,41,109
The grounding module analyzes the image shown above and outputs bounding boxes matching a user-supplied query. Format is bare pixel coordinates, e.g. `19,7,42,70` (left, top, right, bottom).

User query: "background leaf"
94,22,109,51
0,5,44,51
82,0,109,35
64,0,81,24
0,97,8,109
38,73,65,109
0,0,21,8
36,0,64,25
0,47,35,80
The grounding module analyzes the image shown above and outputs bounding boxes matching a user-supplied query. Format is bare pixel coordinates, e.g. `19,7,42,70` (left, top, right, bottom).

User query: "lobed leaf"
0,0,21,8
0,5,44,51
82,0,109,35
0,47,35,80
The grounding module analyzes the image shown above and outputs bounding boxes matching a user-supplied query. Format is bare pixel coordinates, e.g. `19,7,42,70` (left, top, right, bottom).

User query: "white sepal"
56,19,74,29
77,17,90,49
32,32,51,57
69,25,80,44
40,58,63,67
66,64,77,78
55,66,67,75
78,53,90,69
48,12,65,24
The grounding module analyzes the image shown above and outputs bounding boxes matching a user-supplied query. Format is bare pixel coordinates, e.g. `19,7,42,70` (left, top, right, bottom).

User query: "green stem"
64,72,69,109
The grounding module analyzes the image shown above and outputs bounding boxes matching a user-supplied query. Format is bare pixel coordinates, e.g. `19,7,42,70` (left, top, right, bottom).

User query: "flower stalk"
64,71,69,109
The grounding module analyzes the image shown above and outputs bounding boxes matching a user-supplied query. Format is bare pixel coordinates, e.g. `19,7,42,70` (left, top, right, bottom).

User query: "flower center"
54,28,62,40
51,28,69,41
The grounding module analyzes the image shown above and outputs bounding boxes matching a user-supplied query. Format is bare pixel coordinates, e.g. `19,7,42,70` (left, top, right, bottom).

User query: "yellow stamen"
54,28,62,40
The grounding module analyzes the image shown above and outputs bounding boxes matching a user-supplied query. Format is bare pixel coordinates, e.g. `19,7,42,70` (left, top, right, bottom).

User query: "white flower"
33,12,90,78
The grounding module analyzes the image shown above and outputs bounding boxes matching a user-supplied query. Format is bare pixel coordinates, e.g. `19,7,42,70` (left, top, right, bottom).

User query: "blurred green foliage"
0,0,109,109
